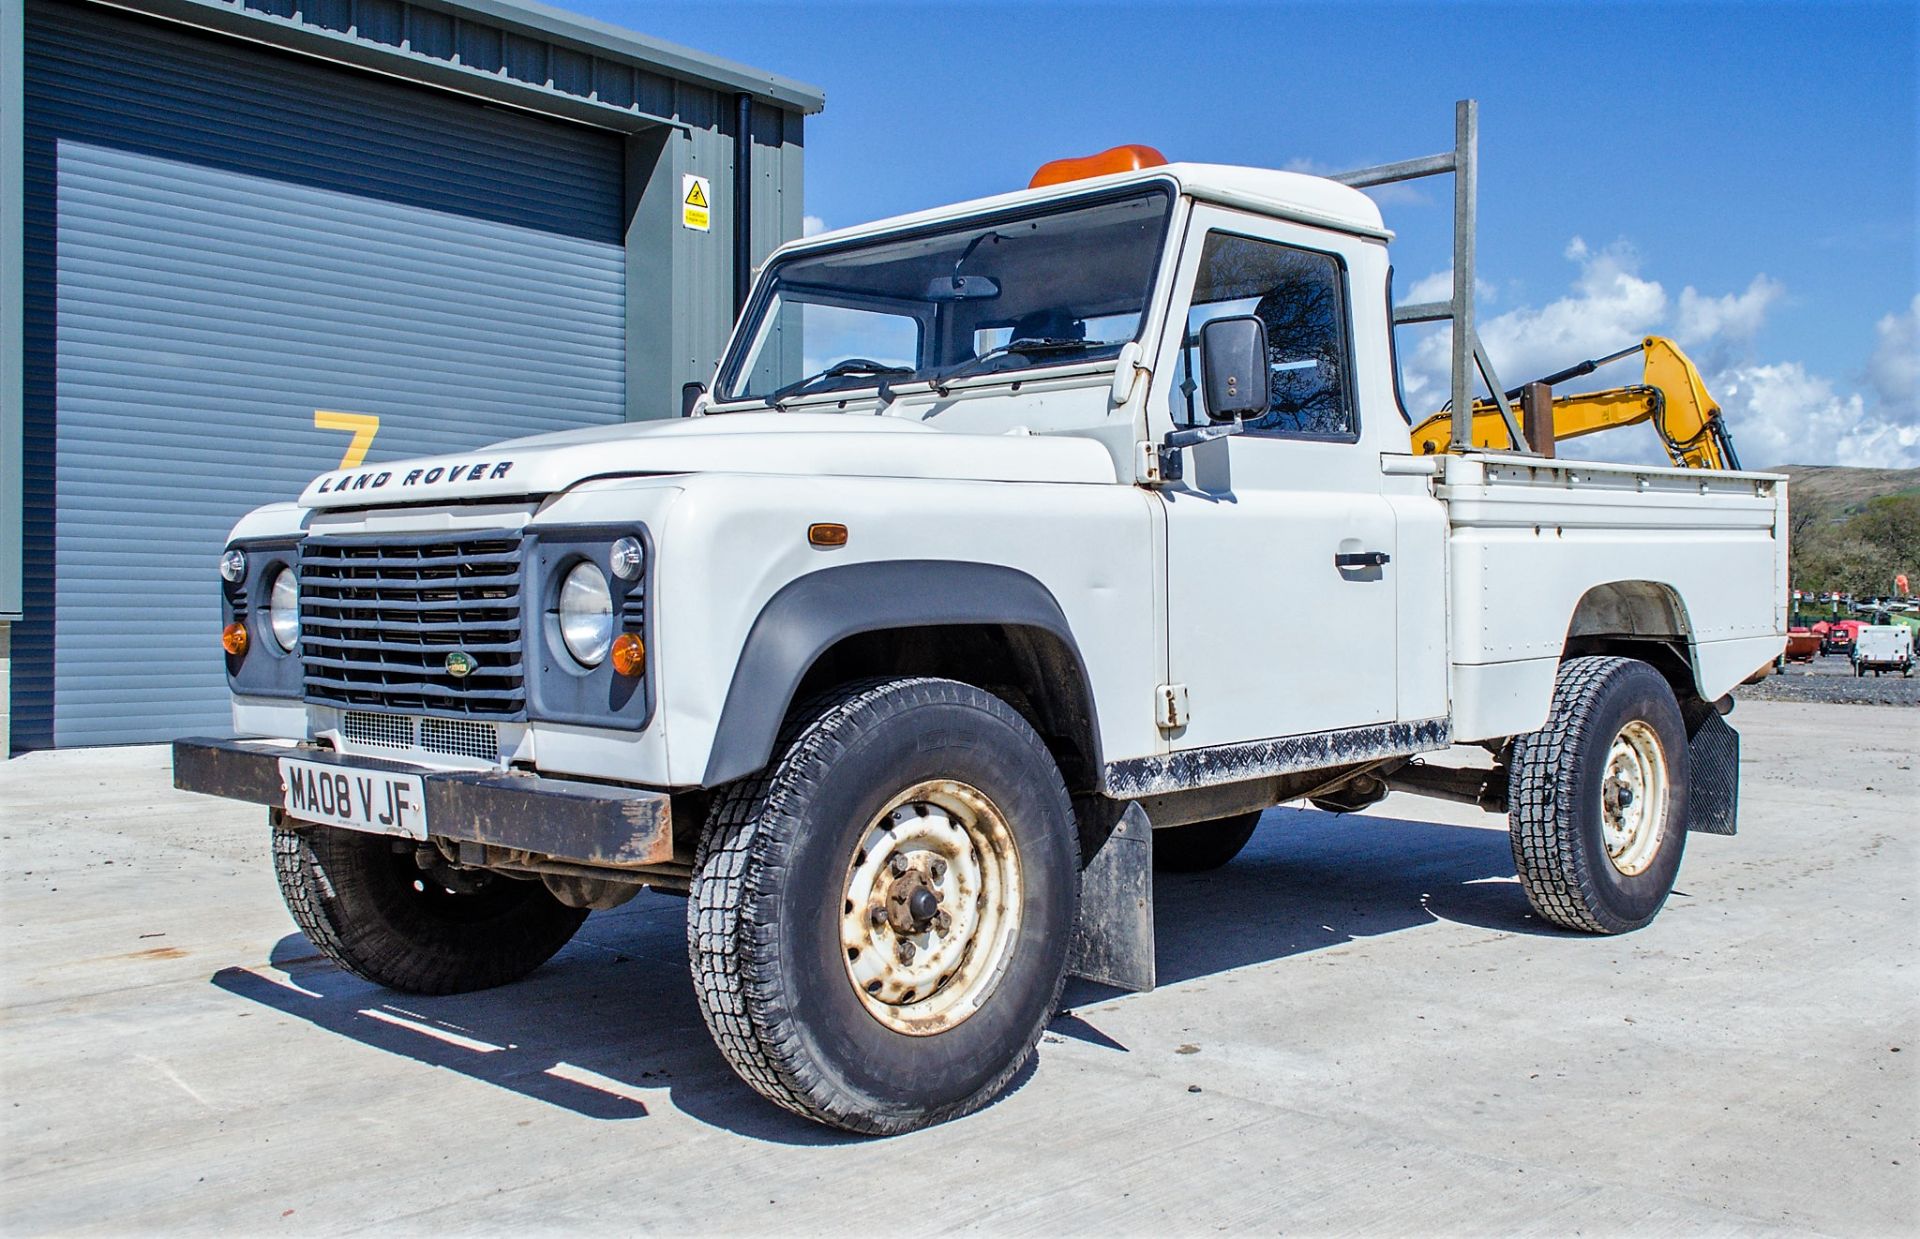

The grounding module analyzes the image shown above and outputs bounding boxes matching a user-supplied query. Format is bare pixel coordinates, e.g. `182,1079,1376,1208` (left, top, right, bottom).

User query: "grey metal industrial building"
0,0,821,751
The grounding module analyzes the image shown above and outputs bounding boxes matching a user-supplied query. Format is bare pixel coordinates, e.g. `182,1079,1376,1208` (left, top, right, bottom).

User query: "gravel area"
1737,652,1920,707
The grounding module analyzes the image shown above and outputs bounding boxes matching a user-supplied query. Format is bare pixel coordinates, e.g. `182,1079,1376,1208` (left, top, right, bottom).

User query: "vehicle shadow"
1057,806,1554,1028
209,898,860,1145
1151,805,1546,984
209,806,1547,1138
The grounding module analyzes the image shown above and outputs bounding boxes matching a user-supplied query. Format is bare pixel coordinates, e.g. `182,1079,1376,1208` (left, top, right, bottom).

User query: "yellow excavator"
1408,336,1743,470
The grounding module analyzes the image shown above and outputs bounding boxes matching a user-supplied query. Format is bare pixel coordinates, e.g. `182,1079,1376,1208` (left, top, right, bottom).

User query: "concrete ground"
2,700,1915,1236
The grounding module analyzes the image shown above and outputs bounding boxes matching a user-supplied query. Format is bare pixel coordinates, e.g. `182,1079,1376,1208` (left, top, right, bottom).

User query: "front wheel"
273,824,588,994
688,678,1079,1135
1507,657,1690,934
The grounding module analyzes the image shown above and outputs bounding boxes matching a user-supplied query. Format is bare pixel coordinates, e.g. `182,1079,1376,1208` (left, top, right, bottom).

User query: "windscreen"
719,187,1174,404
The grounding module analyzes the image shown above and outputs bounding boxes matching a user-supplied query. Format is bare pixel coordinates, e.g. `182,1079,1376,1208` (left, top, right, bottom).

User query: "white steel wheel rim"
1601,719,1670,876
840,780,1023,1036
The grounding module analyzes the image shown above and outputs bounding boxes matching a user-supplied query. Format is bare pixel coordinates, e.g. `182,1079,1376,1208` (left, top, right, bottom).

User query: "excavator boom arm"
1409,336,1743,470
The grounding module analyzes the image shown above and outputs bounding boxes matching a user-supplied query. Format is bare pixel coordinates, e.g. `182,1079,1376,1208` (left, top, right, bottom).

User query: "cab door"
1153,206,1399,751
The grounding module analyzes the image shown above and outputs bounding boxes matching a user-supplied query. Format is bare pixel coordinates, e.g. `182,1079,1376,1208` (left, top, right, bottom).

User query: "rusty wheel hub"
1601,719,1670,876
840,780,1022,1036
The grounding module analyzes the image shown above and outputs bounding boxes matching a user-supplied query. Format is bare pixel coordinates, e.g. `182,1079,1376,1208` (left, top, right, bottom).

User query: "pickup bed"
175,147,1787,1134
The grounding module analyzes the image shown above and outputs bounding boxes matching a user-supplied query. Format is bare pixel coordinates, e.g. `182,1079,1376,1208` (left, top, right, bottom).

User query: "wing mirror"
1198,315,1270,423
1156,315,1271,484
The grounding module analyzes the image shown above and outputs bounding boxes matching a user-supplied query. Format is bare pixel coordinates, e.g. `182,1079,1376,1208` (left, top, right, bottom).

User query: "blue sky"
575,1,1918,467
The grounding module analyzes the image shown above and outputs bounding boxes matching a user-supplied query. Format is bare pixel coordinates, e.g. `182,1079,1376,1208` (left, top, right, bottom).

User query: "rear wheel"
1507,657,1690,934
688,678,1079,1135
1152,811,1262,872
273,824,588,994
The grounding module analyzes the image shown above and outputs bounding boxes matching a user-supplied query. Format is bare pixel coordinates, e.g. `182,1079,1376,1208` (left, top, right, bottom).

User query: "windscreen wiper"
769,358,914,410
930,338,1111,396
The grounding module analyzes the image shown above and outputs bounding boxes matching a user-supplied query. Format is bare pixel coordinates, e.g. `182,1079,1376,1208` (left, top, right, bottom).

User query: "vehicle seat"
1009,309,1085,342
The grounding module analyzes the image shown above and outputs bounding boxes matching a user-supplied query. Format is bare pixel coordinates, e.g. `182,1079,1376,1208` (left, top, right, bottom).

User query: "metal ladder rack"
1329,99,1527,455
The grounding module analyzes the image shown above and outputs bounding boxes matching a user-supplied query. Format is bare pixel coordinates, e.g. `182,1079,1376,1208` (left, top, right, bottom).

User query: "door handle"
1335,551,1391,569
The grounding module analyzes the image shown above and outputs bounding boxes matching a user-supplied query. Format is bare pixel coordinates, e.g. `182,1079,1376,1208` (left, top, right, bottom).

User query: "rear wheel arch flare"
1563,580,1701,700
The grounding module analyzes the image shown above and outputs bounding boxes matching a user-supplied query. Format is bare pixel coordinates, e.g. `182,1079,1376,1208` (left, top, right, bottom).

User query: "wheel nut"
929,857,947,881
868,904,887,927
889,853,910,876
934,911,952,934
897,940,917,964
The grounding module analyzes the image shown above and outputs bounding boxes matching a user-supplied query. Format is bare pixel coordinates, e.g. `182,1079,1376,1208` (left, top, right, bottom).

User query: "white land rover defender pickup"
175,120,1787,1134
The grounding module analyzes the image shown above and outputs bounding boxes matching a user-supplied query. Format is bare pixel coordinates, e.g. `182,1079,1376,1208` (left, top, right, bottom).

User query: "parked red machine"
1822,620,1863,657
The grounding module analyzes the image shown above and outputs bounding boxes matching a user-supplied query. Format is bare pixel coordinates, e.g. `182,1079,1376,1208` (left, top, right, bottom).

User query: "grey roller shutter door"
21,1,628,747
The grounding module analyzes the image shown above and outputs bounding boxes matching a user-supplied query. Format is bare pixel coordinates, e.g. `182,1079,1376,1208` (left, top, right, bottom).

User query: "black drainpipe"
733,92,754,315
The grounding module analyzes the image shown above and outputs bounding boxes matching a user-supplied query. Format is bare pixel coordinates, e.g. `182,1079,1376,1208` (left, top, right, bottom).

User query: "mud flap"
1686,711,1740,836
1068,799,1155,992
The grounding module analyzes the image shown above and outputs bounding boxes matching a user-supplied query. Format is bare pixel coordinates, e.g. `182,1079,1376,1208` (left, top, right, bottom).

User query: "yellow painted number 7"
315,410,380,469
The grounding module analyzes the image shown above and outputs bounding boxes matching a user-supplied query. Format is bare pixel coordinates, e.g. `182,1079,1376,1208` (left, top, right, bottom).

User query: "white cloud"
1478,238,1668,384
1698,359,1914,468
802,214,828,237
1706,297,1919,467
1403,237,1665,415
1403,269,1495,308
1358,183,1428,209
1708,362,1868,469
1397,237,1919,468
1867,295,1918,421
1675,275,1783,351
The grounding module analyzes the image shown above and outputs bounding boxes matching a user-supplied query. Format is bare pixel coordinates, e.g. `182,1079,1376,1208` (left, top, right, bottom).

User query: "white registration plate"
278,757,427,839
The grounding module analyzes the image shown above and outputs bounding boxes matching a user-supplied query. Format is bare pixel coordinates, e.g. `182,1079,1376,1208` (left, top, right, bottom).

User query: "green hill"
1771,465,1920,597
1769,465,1920,517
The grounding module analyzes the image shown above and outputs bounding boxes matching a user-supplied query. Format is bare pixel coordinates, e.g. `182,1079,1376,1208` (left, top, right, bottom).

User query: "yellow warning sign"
682,174,711,232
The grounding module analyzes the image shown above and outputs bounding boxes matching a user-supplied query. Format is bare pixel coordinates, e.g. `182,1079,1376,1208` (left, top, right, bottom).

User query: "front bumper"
172,737,673,867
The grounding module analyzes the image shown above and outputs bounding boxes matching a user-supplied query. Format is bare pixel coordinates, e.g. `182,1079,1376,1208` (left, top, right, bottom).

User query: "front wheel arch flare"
700,560,1100,787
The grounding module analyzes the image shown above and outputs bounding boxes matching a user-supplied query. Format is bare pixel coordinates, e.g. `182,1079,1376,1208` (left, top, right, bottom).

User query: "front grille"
342,711,415,749
300,534,526,719
420,717,501,762
339,711,502,763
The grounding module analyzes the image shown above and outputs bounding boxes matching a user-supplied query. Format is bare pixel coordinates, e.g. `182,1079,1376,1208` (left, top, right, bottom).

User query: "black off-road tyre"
273,824,588,994
1507,656,1690,935
688,677,1080,1135
1152,811,1262,872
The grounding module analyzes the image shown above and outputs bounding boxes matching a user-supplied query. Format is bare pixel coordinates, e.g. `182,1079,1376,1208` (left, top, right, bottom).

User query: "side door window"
1167,233,1357,439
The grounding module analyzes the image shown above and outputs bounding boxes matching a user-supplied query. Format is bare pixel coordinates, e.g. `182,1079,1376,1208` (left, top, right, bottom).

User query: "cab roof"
780,162,1391,261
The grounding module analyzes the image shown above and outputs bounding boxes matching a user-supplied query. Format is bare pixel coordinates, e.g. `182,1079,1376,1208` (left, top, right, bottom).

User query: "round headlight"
220,548,247,583
557,562,614,666
267,567,300,652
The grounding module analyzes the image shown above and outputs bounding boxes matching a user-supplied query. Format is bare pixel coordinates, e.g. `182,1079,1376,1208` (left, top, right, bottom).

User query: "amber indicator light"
610,632,646,678
808,523,849,548
1028,144,1168,189
221,622,249,656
